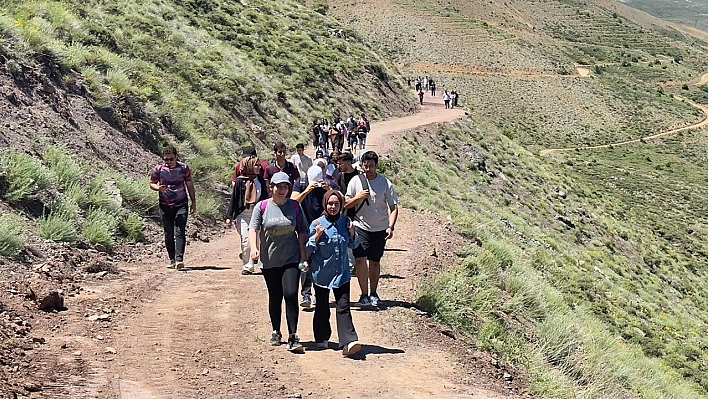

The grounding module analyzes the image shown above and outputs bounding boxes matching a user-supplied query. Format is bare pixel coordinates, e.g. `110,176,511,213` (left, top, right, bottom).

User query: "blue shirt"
305,215,358,289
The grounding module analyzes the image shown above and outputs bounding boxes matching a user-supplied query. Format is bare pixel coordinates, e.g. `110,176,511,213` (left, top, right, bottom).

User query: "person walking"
290,143,313,186
344,151,399,308
249,172,309,353
306,190,362,357
356,121,368,152
264,142,300,186
225,157,268,275
150,145,197,269
231,146,268,185
430,80,436,97
291,165,335,308
418,90,424,105
443,91,451,109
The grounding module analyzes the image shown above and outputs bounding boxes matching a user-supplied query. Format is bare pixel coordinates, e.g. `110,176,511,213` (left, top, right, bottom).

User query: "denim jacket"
305,215,358,289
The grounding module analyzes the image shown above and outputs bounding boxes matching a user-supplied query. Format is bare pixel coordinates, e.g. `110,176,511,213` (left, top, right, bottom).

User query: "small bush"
44,144,83,189
116,176,156,214
121,213,145,243
82,208,119,248
37,212,77,243
196,193,222,220
64,182,88,205
0,214,26,257
0,152,51,203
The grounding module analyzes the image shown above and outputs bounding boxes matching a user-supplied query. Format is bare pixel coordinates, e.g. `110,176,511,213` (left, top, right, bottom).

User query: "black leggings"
262,263,300,335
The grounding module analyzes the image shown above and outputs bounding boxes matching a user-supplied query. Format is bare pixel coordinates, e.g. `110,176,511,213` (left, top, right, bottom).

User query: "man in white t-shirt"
345,151,399,308
290,143,313,185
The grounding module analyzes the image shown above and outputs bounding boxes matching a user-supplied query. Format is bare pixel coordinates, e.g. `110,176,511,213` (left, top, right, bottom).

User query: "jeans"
313,282,358,348
262,263,301,335
160,203,188,263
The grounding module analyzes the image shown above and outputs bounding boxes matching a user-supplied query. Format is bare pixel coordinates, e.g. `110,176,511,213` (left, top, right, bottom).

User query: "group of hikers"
409,75,460,107
311,115,371,155
150,136,399,357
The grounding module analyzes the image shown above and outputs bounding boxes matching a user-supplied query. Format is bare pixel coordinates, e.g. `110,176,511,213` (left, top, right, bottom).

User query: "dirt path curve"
63,93,527,399
540,96,708,156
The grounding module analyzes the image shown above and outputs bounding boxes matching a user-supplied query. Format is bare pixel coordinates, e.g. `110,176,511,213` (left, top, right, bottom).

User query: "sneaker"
270,331,282,346
353,295,371,308
167,261,176,269
370,293,380,307
241,269,253,275
287,334,305,353
316,340,329,349
300,294,312,308
342,341,362,357
175,261,185,270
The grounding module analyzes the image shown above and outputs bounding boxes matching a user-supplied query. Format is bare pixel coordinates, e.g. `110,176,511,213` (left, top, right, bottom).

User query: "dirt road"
39,93,530,399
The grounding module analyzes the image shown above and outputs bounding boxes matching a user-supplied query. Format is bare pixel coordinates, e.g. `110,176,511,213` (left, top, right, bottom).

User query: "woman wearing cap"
249,171,309,353
225,157,268,275
305,190,361,357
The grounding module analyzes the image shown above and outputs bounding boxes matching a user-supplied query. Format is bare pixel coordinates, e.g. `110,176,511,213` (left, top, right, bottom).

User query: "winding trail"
56,93,523,399
540,96,708,156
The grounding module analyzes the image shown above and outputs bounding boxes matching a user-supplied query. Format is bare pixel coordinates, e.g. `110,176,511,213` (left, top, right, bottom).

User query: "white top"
345,174,398,232
290,153,313,180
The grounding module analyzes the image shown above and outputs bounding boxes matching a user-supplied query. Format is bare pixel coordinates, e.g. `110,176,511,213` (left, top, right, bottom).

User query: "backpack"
259,199,303,231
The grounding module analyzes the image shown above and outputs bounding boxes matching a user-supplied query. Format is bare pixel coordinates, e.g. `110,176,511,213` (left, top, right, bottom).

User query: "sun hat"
270,171,290,185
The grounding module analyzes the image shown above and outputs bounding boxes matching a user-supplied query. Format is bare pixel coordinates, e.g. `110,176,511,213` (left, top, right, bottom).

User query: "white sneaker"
316,340,329,349
175,261,185,270
342,341,361,357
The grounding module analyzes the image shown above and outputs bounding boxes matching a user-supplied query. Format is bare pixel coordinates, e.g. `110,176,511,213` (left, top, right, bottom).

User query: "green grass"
43,144,84,190
196,193,223,220
120,213,145,243
82,208,119,248
392,120,707,397
0,151,51,203
115,176,157,215
0,214,26,257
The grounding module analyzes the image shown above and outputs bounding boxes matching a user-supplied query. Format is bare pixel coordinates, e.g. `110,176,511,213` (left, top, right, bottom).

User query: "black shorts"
352,228,387,262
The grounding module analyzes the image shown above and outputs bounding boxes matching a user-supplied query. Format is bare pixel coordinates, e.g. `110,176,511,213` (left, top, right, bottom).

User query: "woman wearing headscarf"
305,190,362,357
226,157,268,275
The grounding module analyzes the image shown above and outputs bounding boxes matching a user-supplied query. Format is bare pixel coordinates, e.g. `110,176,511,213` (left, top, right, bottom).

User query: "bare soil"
2,93,535,399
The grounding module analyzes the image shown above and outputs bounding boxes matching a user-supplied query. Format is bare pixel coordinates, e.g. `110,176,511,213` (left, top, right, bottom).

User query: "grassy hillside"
329,0,708,396
0,0,415,252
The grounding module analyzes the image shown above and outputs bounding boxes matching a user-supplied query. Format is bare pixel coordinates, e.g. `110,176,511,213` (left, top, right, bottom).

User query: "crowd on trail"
150,133,399,357
408,75,460,108
310,115,371,156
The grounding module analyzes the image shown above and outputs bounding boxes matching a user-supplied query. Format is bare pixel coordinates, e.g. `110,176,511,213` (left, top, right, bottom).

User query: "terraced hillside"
329,0,708,395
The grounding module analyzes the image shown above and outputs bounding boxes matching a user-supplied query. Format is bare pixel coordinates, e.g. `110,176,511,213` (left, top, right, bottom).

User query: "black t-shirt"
293,179,327,224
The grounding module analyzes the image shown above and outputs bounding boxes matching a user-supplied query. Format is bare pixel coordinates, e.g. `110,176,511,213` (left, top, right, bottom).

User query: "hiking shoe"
316,340,329,349
241,269,253,275
287,334,305,353
300,294,312,309
175,261,185,270
342,341,362,357
270,331,282,346
167,261,176,269
370,293,380,307
354,295,371,308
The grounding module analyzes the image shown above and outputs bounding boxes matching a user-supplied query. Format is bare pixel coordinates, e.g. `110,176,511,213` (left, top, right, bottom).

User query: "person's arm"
296,205,308,263
385,204,399,240
290,182,317,203
149,167,167,192
248,206,262,261
186,179,197,214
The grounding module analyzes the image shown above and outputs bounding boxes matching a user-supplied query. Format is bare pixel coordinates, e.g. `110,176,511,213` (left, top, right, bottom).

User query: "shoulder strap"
267,162,277,177
290,199,302,231
351,173,369,217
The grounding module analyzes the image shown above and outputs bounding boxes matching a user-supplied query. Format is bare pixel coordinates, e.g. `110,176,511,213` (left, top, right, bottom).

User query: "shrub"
121,213,145,243
0,214,26,257
43,144,84,189
0,152,51,203
37,212,77,242
116,176,156,214
196,193,222,220
82,208,119,248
